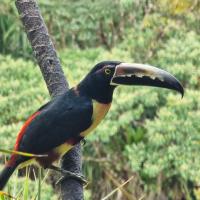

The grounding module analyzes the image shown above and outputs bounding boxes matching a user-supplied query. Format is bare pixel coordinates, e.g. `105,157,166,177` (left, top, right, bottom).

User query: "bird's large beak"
111,63,184,97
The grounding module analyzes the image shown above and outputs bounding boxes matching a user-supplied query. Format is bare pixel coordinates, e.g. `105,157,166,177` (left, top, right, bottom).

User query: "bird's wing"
14,100,53,151
15,90,93,154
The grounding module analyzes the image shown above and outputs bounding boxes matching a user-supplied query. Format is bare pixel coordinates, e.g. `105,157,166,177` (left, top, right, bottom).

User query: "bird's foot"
48,165,87,185
56,172,87,185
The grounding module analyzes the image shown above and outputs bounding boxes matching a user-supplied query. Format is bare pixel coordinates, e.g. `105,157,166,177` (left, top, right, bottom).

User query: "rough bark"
15,0,83,199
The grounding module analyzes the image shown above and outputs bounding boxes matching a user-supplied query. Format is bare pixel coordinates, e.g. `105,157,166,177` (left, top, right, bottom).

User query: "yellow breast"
53,100,111,156
80,100,111,137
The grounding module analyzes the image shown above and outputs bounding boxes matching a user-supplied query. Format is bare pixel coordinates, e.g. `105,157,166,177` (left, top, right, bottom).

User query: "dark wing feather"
17,89,93,155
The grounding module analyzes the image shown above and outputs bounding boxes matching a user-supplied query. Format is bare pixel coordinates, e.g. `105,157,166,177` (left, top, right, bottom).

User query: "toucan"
0,61,184,190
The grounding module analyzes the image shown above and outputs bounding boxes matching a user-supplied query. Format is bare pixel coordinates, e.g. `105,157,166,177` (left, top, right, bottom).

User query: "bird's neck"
80,100,112,137
77,78,115,104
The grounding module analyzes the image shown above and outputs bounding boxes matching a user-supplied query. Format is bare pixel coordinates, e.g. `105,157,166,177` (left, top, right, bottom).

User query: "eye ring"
105,68,111,75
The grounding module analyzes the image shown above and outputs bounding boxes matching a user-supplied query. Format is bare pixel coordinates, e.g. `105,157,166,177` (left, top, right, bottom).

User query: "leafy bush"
0,0,200,199
0,30,200,198
0,0,141,57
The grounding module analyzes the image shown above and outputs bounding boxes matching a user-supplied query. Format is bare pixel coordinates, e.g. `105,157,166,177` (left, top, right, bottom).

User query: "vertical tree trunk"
15,0,83,199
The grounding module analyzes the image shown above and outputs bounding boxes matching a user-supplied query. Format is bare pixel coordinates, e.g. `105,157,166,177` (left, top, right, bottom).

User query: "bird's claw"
56,170,88,185
49,165,88,185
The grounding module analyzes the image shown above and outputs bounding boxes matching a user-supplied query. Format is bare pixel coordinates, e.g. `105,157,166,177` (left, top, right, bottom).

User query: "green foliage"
1,31,200,198
0,0,144,56
0,166,56,200
0,1,32,57
0,0,200,199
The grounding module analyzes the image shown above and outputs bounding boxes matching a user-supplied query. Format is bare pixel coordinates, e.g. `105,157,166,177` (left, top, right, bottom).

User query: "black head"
78,61,184,103
78,61,120,103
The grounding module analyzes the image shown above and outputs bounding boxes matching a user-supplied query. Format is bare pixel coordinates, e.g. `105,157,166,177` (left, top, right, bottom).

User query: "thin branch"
104,170,135,200
101,176,134,200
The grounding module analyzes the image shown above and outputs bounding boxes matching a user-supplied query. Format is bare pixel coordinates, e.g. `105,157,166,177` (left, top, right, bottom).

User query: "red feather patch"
7,111,40,167
14,111,41,151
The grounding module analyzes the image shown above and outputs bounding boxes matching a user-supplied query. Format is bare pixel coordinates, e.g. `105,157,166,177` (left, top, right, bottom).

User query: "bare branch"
15,0,68,96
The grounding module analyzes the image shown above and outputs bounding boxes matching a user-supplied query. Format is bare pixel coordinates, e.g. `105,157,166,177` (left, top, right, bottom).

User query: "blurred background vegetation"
0,0,200,199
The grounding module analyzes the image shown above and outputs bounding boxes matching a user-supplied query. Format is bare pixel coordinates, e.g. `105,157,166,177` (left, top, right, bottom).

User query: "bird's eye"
105,68,111,75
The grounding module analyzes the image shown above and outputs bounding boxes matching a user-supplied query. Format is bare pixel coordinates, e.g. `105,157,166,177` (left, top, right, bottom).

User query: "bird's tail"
0,164,17,190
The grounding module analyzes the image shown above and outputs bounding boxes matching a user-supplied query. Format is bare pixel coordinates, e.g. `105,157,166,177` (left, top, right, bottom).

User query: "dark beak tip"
181,90,184,99
176,83,184,98
180,90,184,99
181,88,184,98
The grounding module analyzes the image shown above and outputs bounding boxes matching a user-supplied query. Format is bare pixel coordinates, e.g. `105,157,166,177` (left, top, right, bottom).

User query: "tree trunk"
15,0,83,199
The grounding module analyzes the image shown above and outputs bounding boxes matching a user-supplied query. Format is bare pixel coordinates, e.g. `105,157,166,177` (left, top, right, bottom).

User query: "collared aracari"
0,61,184,189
